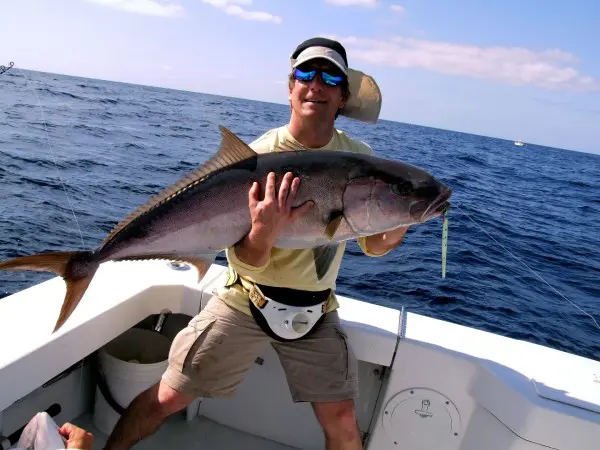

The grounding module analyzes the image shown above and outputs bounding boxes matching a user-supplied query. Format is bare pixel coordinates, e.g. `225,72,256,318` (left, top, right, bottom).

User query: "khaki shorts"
162,295,359,403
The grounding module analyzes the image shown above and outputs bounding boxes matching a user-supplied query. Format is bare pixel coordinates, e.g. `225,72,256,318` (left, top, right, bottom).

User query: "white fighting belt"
248,283,327,341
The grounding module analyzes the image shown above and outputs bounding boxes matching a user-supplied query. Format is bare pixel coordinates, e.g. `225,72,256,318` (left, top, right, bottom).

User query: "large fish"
0,126,451,332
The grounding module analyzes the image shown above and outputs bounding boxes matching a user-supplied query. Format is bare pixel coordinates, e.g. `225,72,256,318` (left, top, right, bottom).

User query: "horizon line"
6,64,599,157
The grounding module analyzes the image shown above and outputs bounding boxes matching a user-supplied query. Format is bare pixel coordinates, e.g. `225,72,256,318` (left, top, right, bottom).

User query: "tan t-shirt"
216,125,391,316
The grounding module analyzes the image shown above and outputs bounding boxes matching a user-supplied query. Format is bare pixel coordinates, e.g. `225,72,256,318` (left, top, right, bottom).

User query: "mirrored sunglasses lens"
294,68,316,81
321,72,343,86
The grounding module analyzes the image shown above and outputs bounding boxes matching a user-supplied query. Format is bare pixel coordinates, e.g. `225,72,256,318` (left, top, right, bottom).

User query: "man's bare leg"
312,399,362,450
103,379,195,450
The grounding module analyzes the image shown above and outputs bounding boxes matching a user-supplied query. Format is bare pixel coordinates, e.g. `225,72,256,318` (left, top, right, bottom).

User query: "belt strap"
227,270,333,312
226,271,332,341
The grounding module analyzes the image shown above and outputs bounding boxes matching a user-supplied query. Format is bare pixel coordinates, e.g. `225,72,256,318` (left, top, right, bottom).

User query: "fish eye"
390,181,412,196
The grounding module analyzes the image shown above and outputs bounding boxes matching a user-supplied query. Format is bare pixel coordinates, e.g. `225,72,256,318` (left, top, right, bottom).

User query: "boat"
0,259,599,449
514,140,525,147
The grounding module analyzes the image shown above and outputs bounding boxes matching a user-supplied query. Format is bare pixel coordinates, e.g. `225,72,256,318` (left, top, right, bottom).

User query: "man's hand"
235,171,314,267
58,422,94,450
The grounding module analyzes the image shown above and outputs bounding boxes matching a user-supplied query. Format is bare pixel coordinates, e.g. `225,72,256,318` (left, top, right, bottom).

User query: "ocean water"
1,69,599,361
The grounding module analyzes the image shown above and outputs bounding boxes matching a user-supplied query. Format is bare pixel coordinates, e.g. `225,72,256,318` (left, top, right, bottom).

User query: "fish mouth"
420,186,452,221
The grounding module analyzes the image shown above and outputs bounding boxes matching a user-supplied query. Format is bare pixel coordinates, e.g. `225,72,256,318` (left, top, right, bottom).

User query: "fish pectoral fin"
325,210,344,241
312,244,340,281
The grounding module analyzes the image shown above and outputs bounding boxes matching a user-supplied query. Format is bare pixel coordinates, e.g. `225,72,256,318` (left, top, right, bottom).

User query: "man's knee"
312,399,360,438
138,380,196,418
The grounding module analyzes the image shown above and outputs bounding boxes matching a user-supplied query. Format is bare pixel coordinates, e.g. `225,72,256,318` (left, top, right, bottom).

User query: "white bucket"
92,327,172,436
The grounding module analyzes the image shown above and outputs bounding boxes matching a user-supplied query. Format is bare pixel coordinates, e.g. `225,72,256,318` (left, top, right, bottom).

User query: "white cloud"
335,35,600,91
85,0,183,17
202,0,282,23
203,0,251,4
325,0,378,7
390,4,404,12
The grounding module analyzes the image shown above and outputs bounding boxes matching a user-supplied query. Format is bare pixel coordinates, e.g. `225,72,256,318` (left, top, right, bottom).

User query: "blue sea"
1,69,599,361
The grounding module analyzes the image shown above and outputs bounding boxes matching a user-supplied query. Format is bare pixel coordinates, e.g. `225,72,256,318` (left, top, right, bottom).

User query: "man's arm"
233,232,272,268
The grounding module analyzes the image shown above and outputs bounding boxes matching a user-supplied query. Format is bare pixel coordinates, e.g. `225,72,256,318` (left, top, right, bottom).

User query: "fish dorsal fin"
101,126,257,247
273,138,306,153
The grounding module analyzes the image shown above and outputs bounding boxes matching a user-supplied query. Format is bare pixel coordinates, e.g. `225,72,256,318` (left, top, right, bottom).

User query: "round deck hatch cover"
382,388,461,449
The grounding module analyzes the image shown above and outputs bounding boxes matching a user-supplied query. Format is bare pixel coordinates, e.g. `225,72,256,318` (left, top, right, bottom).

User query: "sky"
1,0,599,154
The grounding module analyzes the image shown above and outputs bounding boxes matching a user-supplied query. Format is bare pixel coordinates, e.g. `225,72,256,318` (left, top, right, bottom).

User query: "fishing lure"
441,208,449,278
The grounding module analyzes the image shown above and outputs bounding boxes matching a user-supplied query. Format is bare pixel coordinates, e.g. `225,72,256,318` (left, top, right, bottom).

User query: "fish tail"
0,250,99,333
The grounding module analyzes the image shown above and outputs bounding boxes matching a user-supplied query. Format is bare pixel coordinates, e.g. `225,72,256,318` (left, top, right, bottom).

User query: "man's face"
289,58,346,122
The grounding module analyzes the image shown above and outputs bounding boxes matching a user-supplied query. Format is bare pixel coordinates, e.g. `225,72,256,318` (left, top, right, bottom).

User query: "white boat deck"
1,259,599,449
72,411,299,450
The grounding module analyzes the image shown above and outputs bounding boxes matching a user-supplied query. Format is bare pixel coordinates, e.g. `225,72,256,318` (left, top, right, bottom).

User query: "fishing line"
453,204,600,331
17,67,86,249
14,66,88,395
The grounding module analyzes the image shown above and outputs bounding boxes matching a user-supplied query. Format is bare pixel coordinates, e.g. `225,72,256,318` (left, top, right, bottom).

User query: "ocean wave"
0,70,598,362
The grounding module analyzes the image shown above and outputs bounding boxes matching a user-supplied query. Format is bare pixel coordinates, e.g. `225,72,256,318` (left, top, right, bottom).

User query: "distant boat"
514,139,525,147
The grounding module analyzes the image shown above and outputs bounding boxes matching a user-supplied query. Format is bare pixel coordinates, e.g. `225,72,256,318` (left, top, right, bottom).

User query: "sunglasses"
293,67,345,87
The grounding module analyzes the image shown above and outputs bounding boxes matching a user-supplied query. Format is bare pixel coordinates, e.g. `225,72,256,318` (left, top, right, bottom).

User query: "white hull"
1,260,598,449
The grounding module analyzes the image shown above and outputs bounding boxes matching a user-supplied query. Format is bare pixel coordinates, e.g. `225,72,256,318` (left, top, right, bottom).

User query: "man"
103,37,409,450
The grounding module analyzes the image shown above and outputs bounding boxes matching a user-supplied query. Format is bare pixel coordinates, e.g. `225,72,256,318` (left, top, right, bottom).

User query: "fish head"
343,159,452,234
